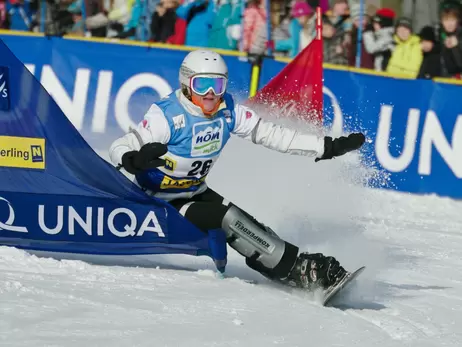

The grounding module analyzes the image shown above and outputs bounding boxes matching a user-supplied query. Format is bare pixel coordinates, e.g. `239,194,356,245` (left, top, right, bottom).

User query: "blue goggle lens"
191,76,227,96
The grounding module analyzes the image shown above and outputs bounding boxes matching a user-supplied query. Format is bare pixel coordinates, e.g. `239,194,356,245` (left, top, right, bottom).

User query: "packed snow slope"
1,134,462,347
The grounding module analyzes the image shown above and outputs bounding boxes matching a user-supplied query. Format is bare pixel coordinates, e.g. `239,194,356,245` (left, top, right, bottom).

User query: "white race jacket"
109,90,325,200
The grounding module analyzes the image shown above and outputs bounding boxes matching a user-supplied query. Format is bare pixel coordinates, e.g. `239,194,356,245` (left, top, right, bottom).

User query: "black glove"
121,142,168,175
315,133,365,162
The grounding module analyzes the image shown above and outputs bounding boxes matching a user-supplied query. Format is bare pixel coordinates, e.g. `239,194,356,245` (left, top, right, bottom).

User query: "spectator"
6,0,37,31
165,13,187,45
67,0,107,37
113,0,143,40
345,3,374,69
322,16,348,65
166,6,188,45
67,3,85,36
363,8,395,71
242,0,266,53
439,0,462,78
208,0,243,50
247,0,290,55
418,25,442,79
0,0,9,29
275,1,315,58
43,0,74,36
307,0,329,13
270,8,291,57
106,0,136,37
150,0,179,42
324,0,351,33
176,0,214,47
322,0,351,65
386,17,423,78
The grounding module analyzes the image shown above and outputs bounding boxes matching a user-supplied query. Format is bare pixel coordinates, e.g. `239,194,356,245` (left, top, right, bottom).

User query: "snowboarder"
109,49,365,292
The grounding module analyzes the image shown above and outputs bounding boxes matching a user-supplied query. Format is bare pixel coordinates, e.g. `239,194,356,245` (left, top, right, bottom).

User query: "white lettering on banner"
38,205,165,238
92,70,113,133
376,105,420,172
419,111,462,178
0,197,28,233
114,73,173,133
25,64,35,75
322,86,344,138
26,65,173,133
97,207,104,236
107,207,136,237
38,205,63,235
40,65,90,130
69,206,92,235
375,105,462,178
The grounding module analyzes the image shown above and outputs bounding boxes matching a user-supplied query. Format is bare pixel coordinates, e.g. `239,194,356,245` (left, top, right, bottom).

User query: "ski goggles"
190,75,227,96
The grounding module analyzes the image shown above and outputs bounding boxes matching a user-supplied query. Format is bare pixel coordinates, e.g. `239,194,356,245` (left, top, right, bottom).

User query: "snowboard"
321,266,366,306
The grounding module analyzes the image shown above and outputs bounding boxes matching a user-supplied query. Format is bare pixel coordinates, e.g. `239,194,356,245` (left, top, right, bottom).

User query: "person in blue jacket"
276,1,316,58
176,0,214,47
6,0,35,32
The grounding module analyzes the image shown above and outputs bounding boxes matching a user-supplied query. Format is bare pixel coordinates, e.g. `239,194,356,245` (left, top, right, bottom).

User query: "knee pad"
222,206,299,279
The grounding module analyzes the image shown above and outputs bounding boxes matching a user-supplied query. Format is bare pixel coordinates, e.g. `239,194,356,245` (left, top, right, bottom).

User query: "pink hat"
291,1,313,18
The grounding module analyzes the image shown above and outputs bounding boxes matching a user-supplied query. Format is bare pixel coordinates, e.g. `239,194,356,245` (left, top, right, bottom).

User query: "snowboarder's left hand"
315,133,365,162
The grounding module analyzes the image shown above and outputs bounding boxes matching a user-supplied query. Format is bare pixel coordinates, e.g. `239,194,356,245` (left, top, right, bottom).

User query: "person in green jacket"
386,17,423,78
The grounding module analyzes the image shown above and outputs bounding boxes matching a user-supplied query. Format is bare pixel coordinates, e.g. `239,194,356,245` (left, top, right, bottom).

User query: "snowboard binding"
284,252,348,291
283,252,366,306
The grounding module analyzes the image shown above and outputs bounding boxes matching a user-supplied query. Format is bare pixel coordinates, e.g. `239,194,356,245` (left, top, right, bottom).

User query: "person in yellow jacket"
386,17,423,78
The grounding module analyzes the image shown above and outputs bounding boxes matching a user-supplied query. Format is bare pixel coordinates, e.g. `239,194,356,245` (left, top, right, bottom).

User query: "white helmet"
179,50,228,90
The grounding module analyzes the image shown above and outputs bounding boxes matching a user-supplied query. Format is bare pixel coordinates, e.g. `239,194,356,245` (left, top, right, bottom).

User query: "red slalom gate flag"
249,7,324,125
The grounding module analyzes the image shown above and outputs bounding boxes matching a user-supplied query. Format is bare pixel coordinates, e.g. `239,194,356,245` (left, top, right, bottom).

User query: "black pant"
169,188,268,234
169,188,231,233
169,188,299,280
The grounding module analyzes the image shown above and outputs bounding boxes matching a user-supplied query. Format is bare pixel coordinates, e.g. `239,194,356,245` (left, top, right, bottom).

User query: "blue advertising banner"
0,36,215,259
0,34,251,144
1,33,461,199
260,58,462,198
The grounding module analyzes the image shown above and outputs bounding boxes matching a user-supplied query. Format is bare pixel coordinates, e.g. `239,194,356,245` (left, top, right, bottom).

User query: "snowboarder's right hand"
121,142,168,175
315,133,366,162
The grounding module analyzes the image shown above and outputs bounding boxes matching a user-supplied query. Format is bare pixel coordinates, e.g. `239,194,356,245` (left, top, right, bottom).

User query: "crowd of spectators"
1,0,461,80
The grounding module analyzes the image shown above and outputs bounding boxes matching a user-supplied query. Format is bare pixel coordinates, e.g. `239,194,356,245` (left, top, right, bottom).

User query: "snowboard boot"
284,252,348,291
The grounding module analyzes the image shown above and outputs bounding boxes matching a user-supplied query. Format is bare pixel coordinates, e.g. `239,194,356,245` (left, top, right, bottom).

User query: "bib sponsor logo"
164,157,177,171
160,175,206,189
191,119,223,157
173,114,185,130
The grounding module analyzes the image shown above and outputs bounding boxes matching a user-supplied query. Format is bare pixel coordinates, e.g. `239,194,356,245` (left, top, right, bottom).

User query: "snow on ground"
1,136,462,347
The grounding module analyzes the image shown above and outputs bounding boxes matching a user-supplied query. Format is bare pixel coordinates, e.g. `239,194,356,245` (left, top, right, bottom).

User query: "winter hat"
349,3,368,22
291,1,314,18
373,8,396,28
395,17,413,31
440,0,462,13
68,0,83,14
419,26,436,42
